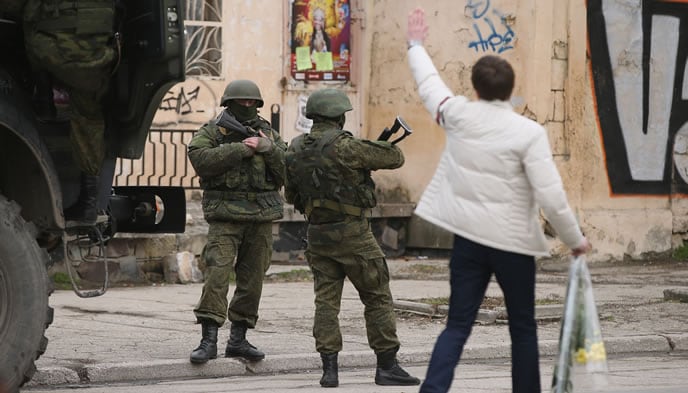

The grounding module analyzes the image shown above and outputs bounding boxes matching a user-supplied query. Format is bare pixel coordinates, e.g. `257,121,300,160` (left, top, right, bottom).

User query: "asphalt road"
23,353,688,393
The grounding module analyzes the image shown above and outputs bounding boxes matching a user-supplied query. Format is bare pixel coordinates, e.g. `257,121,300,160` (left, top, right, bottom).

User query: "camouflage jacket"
188,114,287,223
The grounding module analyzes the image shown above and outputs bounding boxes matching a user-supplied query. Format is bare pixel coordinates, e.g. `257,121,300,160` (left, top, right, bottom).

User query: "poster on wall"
295,94,313,133
290,0,351,82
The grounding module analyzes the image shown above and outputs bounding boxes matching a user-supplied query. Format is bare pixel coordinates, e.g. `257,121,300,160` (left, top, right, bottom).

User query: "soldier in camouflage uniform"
22,0,116,226
285,88,420,387
188,80,287,364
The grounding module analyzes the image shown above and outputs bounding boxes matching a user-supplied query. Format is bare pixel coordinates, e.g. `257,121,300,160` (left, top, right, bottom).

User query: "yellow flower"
589,342,607,361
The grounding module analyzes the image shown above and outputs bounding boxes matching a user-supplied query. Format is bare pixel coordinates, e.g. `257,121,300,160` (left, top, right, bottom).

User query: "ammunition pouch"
202,190,283,222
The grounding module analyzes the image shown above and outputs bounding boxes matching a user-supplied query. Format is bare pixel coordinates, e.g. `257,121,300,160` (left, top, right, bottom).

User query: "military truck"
0,1,187,391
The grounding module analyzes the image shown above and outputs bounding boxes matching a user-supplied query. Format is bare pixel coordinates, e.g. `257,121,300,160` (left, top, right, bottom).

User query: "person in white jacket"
406,7,592,393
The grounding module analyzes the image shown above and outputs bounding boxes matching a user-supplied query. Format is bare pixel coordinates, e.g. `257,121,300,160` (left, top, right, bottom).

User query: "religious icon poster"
290,0,351,82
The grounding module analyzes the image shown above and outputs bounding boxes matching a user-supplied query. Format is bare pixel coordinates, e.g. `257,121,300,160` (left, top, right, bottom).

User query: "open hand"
407,7,428,44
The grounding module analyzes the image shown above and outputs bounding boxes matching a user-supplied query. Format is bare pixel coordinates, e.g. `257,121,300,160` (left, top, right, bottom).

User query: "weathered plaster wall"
577,0,684,260
153,1,286,128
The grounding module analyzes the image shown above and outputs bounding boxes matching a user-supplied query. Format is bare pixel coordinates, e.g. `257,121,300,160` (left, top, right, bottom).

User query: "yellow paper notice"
296,46,312,70
314,52,334,71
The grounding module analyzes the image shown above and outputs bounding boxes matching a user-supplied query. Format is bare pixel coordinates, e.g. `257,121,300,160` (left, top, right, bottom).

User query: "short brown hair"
470,55,514,101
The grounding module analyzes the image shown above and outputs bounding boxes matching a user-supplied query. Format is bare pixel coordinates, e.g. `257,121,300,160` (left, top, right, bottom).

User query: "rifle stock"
377,116,413,144
215,111,257,138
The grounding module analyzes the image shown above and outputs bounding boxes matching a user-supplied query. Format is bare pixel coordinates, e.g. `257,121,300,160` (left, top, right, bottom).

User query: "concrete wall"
142,0,687,262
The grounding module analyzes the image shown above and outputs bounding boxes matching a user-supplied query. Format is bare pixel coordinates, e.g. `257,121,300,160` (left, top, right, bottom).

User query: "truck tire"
0,195,53,392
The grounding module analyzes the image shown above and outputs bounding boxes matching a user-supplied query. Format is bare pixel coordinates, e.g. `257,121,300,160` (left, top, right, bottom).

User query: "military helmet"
221,79,264,107
305,88,353,119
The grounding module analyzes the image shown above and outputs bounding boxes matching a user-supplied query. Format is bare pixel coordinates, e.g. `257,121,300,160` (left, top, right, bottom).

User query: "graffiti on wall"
156,78,220,118
588,0,688,195
466,0,515,53
159,86,202,115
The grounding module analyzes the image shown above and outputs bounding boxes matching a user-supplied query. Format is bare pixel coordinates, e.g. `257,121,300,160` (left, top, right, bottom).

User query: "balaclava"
228,101,258,123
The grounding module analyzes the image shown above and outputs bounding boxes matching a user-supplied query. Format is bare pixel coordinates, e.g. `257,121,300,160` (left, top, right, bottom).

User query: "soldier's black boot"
189,319,219,364
374,348,420,386
225,321,265,361
64,173,99,227
319,352,339,388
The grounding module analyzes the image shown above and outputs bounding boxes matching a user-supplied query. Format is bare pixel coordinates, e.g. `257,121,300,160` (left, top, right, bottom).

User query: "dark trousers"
419,235,541,393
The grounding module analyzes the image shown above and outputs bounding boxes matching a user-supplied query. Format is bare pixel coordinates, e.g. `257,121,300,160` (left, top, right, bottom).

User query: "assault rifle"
377,116,412,144
215,110,259,138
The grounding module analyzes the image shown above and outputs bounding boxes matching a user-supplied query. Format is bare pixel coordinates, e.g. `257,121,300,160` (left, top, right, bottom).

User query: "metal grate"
114,129,200,189
185,0,223,78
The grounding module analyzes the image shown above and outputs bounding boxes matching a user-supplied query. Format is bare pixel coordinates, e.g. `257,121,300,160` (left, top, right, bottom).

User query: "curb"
28,333,688,387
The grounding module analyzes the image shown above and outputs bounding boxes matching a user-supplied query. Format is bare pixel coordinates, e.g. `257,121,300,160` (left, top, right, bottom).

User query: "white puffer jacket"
408,45,584,256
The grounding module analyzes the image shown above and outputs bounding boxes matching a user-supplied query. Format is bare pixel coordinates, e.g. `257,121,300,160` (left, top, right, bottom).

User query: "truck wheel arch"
0,78,64,231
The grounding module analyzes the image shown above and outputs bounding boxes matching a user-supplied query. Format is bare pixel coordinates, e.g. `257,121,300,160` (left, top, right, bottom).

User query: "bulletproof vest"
287,127,376,217
24,0,114,35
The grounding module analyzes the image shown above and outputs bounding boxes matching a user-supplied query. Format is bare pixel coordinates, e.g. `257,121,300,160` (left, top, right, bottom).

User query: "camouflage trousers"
305,217,400,354
193,221,273,328
67,89,106,175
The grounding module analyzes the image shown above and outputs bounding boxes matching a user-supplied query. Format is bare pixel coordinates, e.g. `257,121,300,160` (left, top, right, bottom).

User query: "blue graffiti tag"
466,0,490,19
467,2,515,53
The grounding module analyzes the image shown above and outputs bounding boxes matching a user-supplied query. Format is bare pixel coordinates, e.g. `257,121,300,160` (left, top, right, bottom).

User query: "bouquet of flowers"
551,256,608,393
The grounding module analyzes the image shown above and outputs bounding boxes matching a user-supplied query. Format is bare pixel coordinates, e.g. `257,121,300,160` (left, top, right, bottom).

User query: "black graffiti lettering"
159,86,201,115
588,0,688,194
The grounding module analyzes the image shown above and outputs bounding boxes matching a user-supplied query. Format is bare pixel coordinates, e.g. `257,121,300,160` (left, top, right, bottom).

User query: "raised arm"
407,7,456,123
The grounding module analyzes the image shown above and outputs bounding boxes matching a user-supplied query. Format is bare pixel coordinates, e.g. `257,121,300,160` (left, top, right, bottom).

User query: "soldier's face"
235,99,257,107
